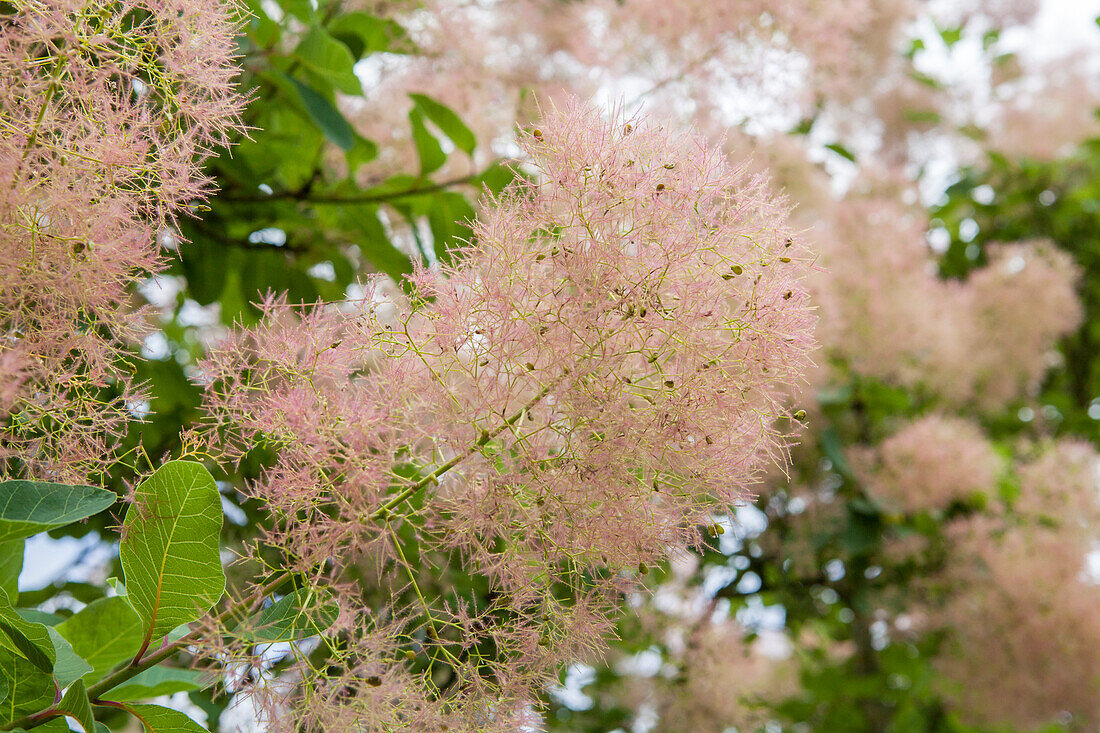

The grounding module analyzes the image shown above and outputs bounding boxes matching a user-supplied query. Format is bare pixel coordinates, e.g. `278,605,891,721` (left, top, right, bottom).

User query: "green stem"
371,381,554,521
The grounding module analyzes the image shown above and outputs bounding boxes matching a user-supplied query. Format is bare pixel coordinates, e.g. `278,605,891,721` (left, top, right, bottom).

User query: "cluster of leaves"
1,462,218,732
0,461,345,732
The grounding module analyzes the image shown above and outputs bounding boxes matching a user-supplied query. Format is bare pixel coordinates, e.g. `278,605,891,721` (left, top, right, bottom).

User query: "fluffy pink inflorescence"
811,192,1081,411
199,100,816,730
930,438,1100,728
1014,438,1100,543
937,518,1100,728
621,614,796,733
854,415,1001,514
0,0,244,480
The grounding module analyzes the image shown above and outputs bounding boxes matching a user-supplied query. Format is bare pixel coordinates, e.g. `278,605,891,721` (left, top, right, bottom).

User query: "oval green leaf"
0,595,54,673
287,76,356,151
409,93,476,155
246,587,339,643
122,703,208,733
57,679,95,733
119,461,225,651
0,481,116,543
55,596,142,683
294,27,362,95
408,107,446,176
46,627,91,687
103,666,204,702
0,540,22,606
0,648,52,726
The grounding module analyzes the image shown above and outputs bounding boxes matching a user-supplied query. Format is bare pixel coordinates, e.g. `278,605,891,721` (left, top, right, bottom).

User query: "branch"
371,380,556,521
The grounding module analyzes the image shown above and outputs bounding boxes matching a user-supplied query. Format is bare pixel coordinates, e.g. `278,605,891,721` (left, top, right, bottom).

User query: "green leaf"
409,107,446,176
104,666,204,702
15,610,62,626
475,160,520,196
16,582,104,609
277,0,315,23
246,587,339,643
124,703,208,733
902,109,941,125
286,76,355,151
0,647,53,725
46,628,91,687
339,203,414,280
819,427,854,479
939,25,962,47
0,540,22,605
409,94,476,155
12,722,71,733
294,27,362,95
0,481,116,543
329,11,411,57
824,142,856,163
119,461,225,650
346,133,379,172
242,0,280,47
424,191,475,263
57,679,95,733
0,594,54,673
909,70,944,89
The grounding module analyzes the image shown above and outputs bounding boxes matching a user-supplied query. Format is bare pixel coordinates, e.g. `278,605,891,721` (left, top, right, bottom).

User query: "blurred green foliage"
934,139,1100,441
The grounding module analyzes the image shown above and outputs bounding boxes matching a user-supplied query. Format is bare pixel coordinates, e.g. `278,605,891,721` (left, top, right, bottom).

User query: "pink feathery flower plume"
853,414,1002,515
199,99,816,731
0,0,245,480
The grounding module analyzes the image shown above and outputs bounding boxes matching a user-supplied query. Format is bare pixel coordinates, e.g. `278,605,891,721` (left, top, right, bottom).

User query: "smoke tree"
2,0,1099,732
